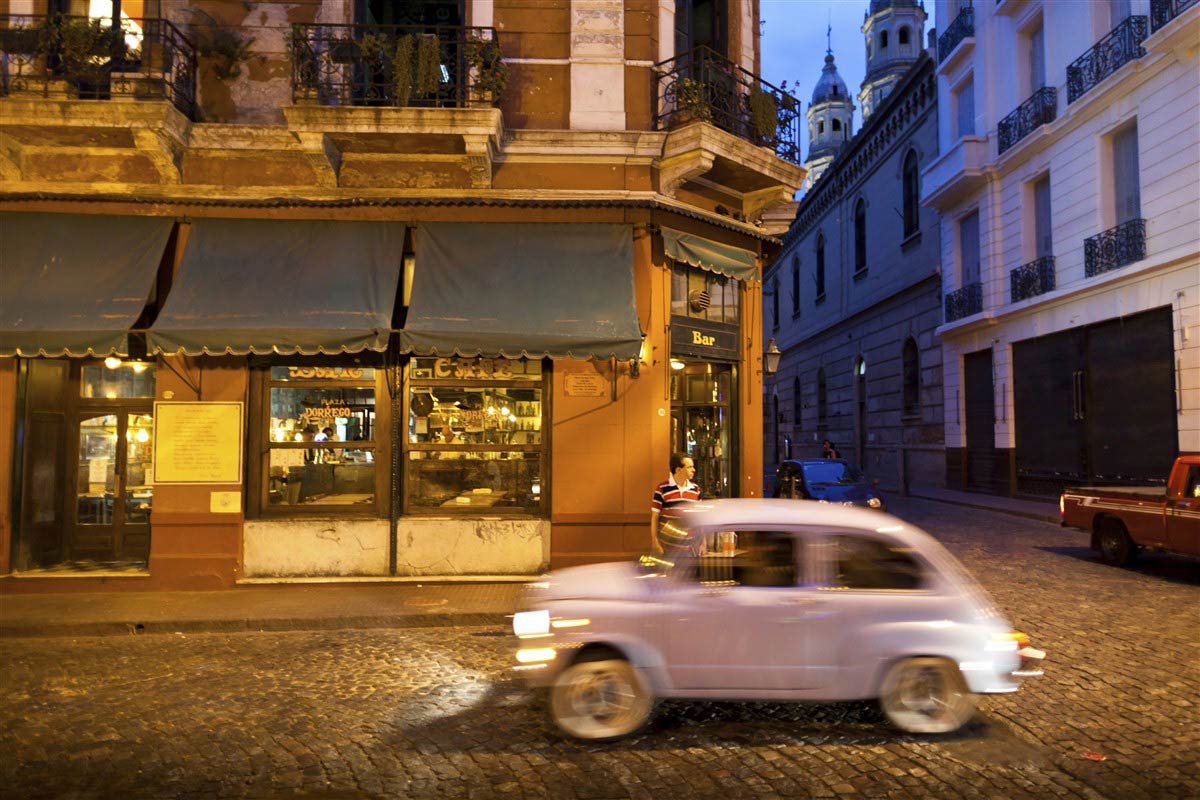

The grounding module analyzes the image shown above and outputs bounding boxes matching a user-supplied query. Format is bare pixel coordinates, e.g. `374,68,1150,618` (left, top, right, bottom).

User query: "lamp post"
764,337,781,376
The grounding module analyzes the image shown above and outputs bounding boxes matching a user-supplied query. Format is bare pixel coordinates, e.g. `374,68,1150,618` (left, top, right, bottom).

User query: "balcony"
291,23,501,109
1010,256,1056,302
0,13,196,119
937,6,975,66
919,135,988,210
1084,219,1146,277
1066,16,1148,104
997,87,1056,155
944,282,983,322
1151,0,1198,33
654,46,802,165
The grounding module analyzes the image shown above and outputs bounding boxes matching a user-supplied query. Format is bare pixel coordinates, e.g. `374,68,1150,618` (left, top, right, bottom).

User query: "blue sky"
760,0,938,134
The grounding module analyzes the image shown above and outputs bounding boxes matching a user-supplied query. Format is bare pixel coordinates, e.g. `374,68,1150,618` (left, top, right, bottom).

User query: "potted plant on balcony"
189,9,259,81
1,22,44,55
748,85,779,145
672,77,711,125
38,15,127,93
465,35,508,104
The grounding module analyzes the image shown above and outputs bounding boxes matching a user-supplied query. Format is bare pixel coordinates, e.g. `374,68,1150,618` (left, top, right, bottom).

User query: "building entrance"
670,361,736,498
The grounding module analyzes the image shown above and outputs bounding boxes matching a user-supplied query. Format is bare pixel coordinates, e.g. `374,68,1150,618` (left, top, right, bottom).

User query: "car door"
662,529,822,691
1169,465,1200,557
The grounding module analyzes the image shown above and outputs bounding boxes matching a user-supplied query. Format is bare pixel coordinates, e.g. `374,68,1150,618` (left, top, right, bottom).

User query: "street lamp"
764,338,781,376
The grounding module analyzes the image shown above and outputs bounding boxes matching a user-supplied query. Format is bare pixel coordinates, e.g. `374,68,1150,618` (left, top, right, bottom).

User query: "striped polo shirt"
651,477,701,516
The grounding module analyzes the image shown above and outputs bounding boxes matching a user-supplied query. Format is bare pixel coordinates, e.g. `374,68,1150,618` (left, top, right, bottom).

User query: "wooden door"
67,409,153,563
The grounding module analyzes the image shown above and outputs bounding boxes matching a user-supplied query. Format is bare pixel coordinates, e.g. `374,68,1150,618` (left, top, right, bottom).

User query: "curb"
906,493,1060,525
0,611,512,639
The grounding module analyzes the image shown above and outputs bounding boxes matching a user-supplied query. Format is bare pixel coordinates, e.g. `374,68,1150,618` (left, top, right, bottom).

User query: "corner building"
923,0,1198,495
0,0,805,590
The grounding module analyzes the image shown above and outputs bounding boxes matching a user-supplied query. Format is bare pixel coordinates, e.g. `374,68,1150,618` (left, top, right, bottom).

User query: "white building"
922,0,1199,495
764,4,943,493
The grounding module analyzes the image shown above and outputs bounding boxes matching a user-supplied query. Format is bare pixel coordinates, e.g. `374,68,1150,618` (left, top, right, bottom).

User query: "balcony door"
675,0,728,58
358,0,462,26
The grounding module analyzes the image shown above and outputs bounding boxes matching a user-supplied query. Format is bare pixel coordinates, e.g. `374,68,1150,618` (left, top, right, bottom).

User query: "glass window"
791,258,800,315
817,368,828,427
832,535,925,590
81,362,155,399
1034,174,1053,258
263,364,379,509
406,357,546,514
955,77,975,138
959,210,981,286
671,263,739,324
1112,123,1140,224
677,530,798,587
854,199,867,272
902,150,920,237
815,234,826,299
793,377,802,425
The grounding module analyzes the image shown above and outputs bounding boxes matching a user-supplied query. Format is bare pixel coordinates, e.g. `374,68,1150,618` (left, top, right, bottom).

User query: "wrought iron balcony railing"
1066,16,1148,104
1010,256,1056,302
654,46,803,165
291,23,502,109
937,5,975,63
1084,219,1146,277
944,281,983,322
1151,0,1198,33
997,87,1056,155
0,14,196,119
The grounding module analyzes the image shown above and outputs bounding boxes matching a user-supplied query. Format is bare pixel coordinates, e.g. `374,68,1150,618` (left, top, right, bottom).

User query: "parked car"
772,458,886,511
1060,455,1200,566
512,499,1043,741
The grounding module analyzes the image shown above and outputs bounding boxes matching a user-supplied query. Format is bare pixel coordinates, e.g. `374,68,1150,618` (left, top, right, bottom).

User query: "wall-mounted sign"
152,401,244,484
564,373,607,397
287,366,365,380
434,358,514,380
670,316,739,360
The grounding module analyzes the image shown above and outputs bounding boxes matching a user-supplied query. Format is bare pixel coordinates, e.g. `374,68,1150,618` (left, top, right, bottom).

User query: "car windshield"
801,461,862,485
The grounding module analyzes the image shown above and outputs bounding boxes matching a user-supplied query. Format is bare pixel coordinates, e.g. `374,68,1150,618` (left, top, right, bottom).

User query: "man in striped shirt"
650,453,701,553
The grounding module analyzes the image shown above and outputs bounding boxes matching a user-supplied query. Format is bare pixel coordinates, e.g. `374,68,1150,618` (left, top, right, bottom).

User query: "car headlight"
867,496,882,508
513,609,550,637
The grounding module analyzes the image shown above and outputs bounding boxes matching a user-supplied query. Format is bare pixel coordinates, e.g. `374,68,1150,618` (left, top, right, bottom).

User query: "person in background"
649,453,701,554
822,439,841,459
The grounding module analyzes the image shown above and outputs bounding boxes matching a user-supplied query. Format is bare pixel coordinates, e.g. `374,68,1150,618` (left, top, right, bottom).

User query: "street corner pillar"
630,219,671,498
148,353,249,589
740,274,764,498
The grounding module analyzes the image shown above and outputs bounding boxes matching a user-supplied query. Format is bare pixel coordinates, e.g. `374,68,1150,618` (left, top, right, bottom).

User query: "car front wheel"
879,657,976,734
549,656,654,741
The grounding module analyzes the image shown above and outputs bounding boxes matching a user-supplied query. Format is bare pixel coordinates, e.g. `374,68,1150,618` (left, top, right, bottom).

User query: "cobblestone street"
2,498,1197,800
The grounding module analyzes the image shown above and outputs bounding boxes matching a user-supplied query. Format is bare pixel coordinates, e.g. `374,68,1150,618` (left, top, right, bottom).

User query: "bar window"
263,364,379,510
406,357,547,514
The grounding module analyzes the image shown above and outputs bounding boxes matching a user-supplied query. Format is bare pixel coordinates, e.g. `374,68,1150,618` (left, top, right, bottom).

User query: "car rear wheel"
1097,519,1137,566
549,656,654,741
879,657,976,734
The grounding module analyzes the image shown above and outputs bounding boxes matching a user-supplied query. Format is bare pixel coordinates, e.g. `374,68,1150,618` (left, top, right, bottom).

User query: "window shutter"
1030,26,1045,91
1034,176,1053,257
1113,125,1140,224
956,79,975,138
959,211,980,285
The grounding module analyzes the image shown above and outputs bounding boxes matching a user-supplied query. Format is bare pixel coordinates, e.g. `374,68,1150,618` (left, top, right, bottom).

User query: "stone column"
570,0,626,130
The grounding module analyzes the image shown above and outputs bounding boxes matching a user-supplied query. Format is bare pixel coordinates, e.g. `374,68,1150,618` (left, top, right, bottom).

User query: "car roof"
669,498,917,539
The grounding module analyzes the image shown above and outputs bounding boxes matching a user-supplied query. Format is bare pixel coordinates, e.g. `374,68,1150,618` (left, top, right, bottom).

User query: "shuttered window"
959,211,981,286
1034,174,1053,257
956,77,975,138
1112,124,1141,224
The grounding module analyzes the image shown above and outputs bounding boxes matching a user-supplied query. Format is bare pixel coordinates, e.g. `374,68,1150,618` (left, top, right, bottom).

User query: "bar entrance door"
670,361,736,497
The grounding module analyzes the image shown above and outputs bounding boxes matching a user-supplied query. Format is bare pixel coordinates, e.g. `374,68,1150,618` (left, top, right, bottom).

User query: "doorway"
671,361,736,498
14,359,156,572
963,349,996,491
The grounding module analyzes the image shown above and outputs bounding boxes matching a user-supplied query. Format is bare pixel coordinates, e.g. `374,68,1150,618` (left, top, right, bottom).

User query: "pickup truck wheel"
879,657,976,734
549,657,654,741
1097,520,1136,566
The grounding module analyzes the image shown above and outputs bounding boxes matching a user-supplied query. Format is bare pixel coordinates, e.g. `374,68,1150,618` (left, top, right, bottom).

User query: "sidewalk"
1,489,1059,639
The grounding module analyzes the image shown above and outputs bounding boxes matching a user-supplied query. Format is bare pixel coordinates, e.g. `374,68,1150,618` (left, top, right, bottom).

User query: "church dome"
811,52,850,106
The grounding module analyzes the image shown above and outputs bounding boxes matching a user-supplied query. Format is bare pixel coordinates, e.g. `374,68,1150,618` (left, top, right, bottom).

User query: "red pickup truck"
1060,456,1200,565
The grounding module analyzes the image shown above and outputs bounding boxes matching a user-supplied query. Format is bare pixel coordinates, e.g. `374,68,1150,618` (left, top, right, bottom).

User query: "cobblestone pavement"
2,498,1198,800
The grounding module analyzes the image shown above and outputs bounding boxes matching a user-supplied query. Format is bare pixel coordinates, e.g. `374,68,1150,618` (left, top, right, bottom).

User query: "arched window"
791,257,800,315
771,278,779,329
818,120,825,135
902,150,920,238
832,119,841,132
854,198,867,273
880,30,889,49
815,234,826,299
817,368,828,427
899,27,910,45
793,377,802,424
902,337,920,415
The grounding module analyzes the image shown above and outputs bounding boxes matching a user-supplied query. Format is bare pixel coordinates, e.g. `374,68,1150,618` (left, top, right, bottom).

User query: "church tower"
858,0,927,122
804,37,854,192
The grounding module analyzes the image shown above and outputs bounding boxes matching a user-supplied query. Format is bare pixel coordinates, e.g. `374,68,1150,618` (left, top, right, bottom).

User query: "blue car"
772,459,886,511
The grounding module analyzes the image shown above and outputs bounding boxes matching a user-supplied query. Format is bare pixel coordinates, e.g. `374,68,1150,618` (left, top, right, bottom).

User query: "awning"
661,227,758,281
148,219,406,356
0,212,173,357
401,223,642,359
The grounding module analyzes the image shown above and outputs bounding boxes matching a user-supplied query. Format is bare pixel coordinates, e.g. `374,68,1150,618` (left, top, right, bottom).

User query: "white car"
513,499,1044,741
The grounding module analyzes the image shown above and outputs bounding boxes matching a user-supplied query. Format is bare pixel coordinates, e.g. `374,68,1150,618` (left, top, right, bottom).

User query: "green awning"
661,227,759,281
148,219,405,356
400,223,641,359
0,212,173,357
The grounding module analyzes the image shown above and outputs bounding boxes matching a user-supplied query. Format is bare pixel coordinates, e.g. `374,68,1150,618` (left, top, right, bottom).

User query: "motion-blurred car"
512,499,1043,741
773,458,886,511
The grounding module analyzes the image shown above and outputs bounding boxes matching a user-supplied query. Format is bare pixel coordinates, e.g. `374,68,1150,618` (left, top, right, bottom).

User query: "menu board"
153,402,244,484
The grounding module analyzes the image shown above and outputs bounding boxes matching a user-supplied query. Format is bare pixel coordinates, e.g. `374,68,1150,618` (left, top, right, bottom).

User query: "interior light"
294,433,304,442
670,359,686,370
501,406,510,416
130,362,148,373
136,428,150,443
104,356,122,369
